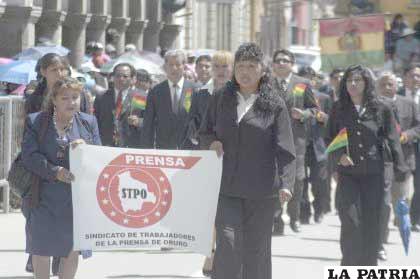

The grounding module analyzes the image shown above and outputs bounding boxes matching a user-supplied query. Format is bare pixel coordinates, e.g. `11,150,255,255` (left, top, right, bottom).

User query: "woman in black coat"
200,43,296,279
326,65,408,266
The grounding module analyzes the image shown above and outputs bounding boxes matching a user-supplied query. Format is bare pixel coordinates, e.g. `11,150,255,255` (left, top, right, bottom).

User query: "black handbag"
7,112,49,198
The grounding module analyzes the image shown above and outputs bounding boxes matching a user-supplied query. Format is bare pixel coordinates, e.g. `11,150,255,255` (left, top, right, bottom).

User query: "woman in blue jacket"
21,77,101,278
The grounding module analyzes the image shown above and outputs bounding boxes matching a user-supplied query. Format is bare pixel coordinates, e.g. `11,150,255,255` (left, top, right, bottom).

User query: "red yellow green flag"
131,94,147,110
293,83,307,97
319,15,385,72
326,128,349,154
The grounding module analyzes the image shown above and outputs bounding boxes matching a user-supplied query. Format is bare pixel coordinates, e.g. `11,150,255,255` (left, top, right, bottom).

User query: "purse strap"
37,111,50,144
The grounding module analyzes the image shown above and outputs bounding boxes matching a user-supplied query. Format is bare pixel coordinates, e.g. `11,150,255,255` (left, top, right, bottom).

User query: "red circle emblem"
96,165,172,228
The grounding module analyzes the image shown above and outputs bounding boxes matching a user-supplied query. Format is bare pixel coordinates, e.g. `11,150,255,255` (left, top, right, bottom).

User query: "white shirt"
237,92,257,123
410,89,420,105
276,72,293,86
114,88,129,104
168,76,185,102
201,79,214,94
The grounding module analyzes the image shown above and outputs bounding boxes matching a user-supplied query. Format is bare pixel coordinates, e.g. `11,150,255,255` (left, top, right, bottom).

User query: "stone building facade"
0,0,181,68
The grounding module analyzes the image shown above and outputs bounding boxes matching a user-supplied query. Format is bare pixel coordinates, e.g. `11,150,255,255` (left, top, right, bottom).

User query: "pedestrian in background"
271,49,318,234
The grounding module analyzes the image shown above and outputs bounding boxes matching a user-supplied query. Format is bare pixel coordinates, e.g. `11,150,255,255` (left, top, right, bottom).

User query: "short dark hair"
298,66,316,78
195,55,212,65
272,49,295,64
329,67,345,78
234,42,264,64
113,63,136,77
136,69,152,82
403,63,420,76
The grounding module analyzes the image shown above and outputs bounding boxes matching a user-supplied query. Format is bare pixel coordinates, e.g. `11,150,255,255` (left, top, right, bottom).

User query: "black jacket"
140,79,198,149
272,74,318,155
326,98,409,176
93,88,144,148
200,82,296,199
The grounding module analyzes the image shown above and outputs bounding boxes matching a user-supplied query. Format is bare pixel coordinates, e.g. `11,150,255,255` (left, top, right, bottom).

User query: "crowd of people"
4,23,419,278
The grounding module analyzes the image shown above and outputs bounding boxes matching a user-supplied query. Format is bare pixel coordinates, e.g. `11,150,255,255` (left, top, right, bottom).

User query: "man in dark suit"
94,63,143,148
271,49,318,234
377,71,420,259
297,66,333,225
141,50,198,150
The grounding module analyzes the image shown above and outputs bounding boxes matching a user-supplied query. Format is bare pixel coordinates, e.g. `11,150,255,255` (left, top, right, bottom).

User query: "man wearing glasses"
271,49,318,235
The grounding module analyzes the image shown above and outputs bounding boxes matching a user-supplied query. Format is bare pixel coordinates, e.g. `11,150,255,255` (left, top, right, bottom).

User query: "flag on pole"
326,128,349,154
319,15,385,72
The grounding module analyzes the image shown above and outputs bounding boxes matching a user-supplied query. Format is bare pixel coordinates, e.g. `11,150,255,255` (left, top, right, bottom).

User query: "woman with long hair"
200,43,296,279
326,65,408,265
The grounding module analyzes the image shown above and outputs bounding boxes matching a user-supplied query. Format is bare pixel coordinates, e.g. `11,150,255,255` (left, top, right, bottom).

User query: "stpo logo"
97,153,200,228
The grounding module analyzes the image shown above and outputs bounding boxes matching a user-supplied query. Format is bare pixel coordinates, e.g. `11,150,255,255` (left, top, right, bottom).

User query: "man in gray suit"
141,50,198,149
271,49,318,234
377,71,420,260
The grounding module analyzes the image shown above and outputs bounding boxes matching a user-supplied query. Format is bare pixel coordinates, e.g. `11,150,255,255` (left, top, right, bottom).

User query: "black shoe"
377,249,387,261
314,213,324,224
202,268,212,277
412,224,420,232
273,221,285,235
290,221,301,233
52,257,60,276
25,255,33,273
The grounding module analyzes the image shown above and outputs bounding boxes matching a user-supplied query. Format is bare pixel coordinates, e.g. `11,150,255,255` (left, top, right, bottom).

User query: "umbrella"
137,50,164,66
396,199,411,255
100,54,165,76
0,60,37,85
14,45,70,60
0,58,13,65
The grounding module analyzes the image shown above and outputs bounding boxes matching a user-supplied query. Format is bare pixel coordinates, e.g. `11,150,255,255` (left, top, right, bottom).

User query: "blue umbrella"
396,199,411,255
14,45,70,60
0,60,37,85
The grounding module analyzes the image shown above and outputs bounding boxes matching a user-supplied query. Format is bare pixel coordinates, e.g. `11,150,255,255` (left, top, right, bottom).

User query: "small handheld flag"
292,83,307,97
131,94,147,111
326,128,349,154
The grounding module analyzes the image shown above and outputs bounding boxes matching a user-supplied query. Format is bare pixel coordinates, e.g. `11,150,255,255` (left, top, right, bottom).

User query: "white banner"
70,145,222,256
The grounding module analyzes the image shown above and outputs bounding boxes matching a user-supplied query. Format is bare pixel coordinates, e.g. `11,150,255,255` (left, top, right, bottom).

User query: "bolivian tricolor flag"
131,94,147,110
319,15,385,72
293,83,307,97
326,128,349,154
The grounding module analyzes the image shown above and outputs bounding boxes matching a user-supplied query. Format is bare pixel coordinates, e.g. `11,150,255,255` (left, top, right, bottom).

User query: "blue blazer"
21,112,102,183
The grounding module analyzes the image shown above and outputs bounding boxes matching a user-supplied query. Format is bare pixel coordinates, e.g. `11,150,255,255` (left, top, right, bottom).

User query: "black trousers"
213,195,276,279
300,144,329,220
411,147,420,225
336,173,384,266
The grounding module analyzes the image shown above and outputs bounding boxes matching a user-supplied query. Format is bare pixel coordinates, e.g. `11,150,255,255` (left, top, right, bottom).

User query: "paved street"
0,210,419,279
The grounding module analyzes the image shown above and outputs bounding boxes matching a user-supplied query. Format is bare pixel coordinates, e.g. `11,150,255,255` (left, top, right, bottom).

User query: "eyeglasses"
274,58,292,64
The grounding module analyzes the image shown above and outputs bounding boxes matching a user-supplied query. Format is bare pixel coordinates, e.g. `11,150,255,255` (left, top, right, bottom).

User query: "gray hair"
164,49,186,65
377,71,397,82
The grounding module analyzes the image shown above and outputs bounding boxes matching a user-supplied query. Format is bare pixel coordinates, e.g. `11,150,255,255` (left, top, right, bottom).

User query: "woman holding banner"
200,43,296,279
326,65,408,266
21,77,101,278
